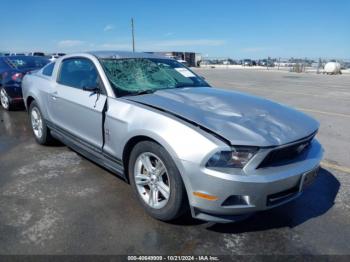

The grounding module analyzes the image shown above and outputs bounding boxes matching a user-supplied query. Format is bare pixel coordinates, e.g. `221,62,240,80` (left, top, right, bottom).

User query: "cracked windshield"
101,58,208,96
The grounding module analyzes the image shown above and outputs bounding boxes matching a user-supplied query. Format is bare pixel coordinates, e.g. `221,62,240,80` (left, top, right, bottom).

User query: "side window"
57,58,99,90
42,62,55,76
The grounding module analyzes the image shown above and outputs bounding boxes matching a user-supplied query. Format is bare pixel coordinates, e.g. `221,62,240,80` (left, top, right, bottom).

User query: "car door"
48,57,107,149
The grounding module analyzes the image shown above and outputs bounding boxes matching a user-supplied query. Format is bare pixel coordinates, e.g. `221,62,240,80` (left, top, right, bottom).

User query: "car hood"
125,87,319,147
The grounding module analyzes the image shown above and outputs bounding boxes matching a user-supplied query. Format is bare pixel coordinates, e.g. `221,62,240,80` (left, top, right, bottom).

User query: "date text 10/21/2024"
127,255,220,261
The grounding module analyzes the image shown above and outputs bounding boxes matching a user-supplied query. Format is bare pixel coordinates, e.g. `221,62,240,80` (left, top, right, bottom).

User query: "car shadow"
170,212,207,226
206,167,339,233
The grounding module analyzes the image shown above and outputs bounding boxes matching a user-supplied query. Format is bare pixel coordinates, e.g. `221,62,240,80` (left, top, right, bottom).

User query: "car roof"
4,55,48,60
87,51,166,59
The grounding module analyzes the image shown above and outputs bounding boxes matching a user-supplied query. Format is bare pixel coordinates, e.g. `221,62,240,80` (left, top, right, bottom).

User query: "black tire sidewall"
129,141,188,221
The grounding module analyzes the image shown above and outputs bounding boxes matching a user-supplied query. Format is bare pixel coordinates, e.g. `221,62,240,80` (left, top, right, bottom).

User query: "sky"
0,0,349,59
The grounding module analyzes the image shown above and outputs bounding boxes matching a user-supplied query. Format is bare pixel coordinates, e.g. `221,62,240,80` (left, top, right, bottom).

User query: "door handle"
51,91,58,100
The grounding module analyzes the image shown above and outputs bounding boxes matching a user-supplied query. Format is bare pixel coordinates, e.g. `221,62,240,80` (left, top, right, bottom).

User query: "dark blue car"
0,55,49,110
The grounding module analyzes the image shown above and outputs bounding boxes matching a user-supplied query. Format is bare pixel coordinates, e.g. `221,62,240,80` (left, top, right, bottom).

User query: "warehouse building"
146,51,201,67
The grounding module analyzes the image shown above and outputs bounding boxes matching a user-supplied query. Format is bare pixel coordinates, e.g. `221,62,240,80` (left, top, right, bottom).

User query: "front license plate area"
300,167,319,191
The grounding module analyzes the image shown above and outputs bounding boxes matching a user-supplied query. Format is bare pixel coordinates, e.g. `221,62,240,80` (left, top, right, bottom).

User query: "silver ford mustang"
22,51,323,223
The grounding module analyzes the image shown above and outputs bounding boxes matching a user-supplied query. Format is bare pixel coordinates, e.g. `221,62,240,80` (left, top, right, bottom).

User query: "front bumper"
179,139,323,223
9,97,24,107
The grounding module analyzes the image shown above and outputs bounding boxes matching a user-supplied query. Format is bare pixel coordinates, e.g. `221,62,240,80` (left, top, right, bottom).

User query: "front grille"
258,132,316,169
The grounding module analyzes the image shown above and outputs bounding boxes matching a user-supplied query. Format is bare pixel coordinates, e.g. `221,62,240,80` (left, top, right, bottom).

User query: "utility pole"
278,57,281,70
267,56,270,70
131,18,135,52
317,57,321,74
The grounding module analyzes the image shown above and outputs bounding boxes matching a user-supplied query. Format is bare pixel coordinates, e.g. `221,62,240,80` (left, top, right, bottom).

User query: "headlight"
206,146,258,169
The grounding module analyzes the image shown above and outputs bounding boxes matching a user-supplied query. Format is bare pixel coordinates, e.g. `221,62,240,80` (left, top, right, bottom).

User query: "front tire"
129,141,188,221
29,101,54,145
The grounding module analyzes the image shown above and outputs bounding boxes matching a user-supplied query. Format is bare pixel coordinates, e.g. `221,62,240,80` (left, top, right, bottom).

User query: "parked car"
0,55,50,110
28,52,46,56
9,53,26,56
258,59,274,67
22,51,323,223
48,53,66,62
242,59,254,66
222,59,237,65
343,62,350,69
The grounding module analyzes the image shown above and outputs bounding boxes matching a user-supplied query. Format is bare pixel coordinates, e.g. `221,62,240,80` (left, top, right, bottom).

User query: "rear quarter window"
42,62,55,77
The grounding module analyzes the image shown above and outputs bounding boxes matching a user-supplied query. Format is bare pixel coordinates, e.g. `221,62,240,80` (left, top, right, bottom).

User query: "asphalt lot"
0,69,350,255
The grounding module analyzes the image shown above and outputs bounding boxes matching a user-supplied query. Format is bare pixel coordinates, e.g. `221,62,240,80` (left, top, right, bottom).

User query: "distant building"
146,51,200,67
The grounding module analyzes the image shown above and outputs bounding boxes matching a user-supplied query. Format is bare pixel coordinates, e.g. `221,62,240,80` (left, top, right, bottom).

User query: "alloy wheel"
31,107,43,139
0,88,9,109
134,152,170,209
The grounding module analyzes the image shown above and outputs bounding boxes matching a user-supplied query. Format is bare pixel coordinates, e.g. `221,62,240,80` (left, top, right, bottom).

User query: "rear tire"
0,88,14,111
29,101,54,145
129,141,188,221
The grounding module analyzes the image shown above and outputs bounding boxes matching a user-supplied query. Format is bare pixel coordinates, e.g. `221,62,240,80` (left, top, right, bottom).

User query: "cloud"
103,24,115,32
164,32,174,37
57,40,85,48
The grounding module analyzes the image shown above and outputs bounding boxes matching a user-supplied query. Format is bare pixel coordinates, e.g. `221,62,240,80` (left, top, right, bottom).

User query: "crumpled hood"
125,87,319,147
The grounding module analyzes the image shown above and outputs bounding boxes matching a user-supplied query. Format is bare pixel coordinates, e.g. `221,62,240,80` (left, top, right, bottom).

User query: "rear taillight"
11,73,23,82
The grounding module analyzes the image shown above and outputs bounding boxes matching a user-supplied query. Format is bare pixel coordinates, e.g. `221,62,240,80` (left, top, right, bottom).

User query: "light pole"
131,18,135,52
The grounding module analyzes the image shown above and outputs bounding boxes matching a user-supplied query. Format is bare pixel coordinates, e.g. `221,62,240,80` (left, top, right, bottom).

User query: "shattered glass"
100,58,207,95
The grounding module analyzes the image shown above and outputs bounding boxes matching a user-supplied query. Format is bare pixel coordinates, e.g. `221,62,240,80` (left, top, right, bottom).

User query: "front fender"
121,129,181,162
105,97,227,163
103,97,229,197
